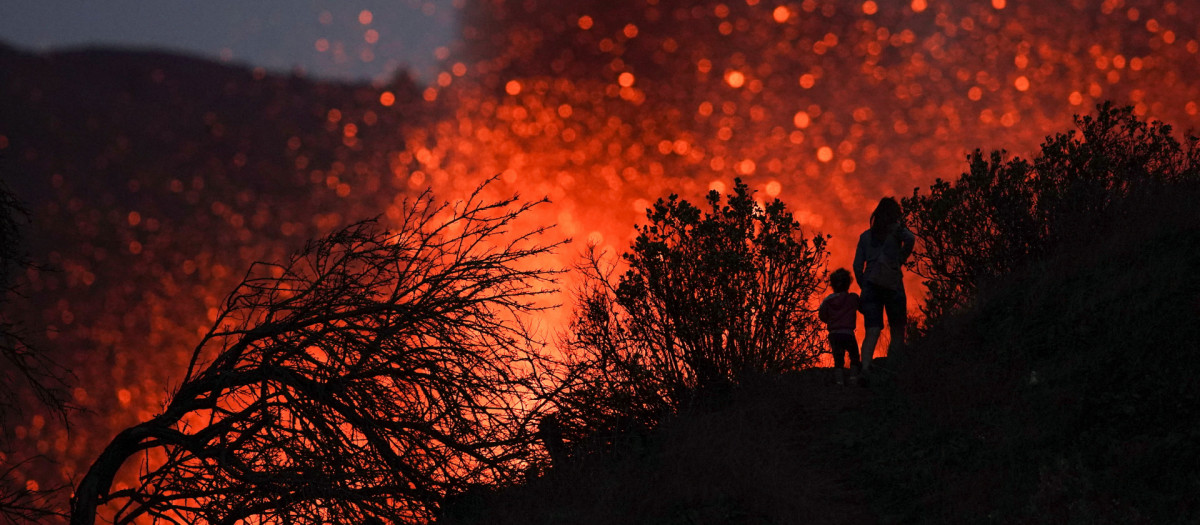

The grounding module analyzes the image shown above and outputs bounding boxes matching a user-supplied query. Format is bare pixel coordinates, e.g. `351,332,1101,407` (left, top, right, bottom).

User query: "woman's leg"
859,285,886,373
884,288,908,357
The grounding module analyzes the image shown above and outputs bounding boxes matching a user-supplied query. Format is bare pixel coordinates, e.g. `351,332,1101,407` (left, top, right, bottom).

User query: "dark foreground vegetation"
442,105,1200,524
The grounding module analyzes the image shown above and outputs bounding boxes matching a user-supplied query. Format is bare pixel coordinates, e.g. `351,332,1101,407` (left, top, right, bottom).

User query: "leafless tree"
0,179,71,524
70,180,564,525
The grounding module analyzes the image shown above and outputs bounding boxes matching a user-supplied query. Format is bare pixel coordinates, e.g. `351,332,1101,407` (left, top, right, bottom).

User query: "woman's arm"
852,233,867,287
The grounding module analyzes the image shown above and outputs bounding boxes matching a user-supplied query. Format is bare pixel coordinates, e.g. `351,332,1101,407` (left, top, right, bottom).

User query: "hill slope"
445,182,1200,524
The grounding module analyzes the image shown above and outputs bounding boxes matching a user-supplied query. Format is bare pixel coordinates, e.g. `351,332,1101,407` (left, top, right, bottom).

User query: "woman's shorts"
861,282,907,330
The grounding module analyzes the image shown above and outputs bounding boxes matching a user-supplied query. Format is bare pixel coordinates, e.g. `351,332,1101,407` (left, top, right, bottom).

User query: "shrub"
557,179,828,437
904,103,1199,324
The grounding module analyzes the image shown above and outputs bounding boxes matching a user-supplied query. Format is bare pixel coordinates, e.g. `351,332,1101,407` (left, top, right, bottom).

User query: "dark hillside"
444,182,1200,524
0,44,422,482
863,181,1200,523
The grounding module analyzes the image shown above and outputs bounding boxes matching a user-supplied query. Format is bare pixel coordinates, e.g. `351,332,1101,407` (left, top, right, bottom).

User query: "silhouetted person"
853,197,915,378
819,268,861,386
536,413,567,467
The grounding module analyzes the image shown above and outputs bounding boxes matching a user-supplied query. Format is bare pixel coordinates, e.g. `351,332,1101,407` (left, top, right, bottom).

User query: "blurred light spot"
773,6,790,22
1014,76,1030,91
992,0,1006,9
578,15,594,30
380,91,395,107
358,10,373,25
623,24,639,38
765,180,782,197
314,39,329,53
118,389,132,406
318,11,332,25
817,147,834,162
618,72,635,87
709,180,726,193
793,111,811,128
799,74,815,88
506,80,522,95
863,1,878,15
365,29,379,44
911,0,927,12
725,70,746,88
968,86,983,100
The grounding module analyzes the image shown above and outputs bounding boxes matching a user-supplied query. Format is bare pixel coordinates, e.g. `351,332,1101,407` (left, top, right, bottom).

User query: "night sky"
0,0,459,81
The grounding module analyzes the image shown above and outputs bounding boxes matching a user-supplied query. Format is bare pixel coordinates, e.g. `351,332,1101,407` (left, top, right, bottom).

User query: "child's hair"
829,268,852,292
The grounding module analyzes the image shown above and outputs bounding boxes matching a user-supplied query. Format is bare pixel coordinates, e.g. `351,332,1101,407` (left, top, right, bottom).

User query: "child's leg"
830,335,846,385
848,335,861,371
831,337,846,370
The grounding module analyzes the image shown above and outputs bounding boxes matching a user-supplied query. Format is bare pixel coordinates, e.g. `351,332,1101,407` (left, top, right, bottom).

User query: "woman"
852,197,915,375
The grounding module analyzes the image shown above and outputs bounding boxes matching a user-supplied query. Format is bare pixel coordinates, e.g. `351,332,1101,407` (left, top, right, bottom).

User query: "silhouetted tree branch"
70,180,563,525
0,178,71,524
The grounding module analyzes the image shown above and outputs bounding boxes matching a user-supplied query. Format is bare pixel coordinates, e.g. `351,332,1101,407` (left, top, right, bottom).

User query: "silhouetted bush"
557,179,828,438
904,102,1200,323
70,182,563,525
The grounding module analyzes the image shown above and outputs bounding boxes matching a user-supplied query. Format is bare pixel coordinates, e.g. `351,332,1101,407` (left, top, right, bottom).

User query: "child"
818,268,861,386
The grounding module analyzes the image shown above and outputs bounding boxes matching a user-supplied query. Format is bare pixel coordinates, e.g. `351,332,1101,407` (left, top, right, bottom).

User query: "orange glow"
19,2,1200,514
793,111,811,128
725,70,746,88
